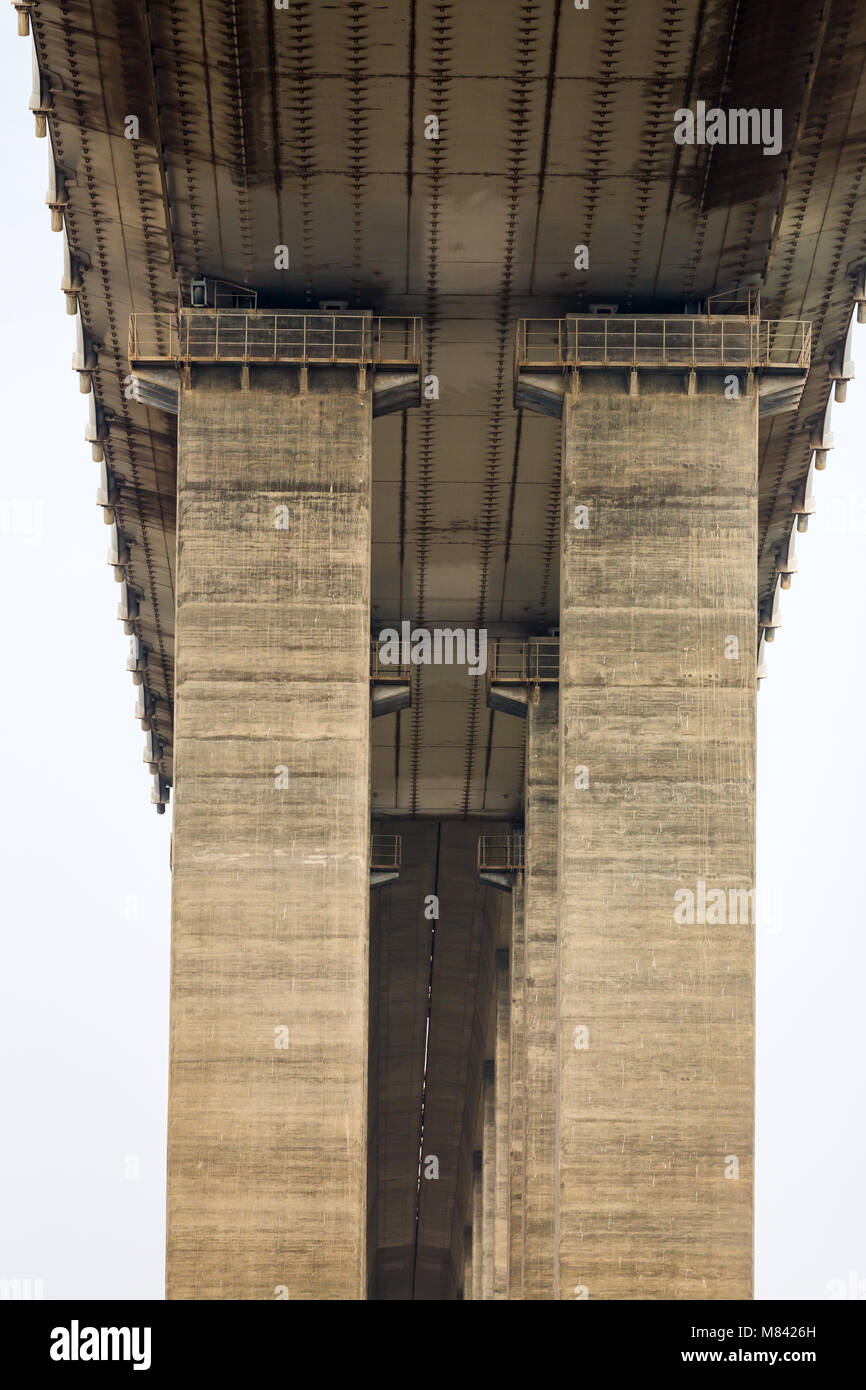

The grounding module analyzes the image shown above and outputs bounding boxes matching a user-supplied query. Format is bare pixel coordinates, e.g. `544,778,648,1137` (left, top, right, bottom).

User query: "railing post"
691,317,695,365
332,315,336,363
214,313,219,361
244,313,249,362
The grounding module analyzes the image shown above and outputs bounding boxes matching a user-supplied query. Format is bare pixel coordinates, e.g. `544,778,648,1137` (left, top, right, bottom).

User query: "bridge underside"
20,0,866,1297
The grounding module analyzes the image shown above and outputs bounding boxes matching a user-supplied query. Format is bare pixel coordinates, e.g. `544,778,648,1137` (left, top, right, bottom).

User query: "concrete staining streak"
168,368,372,1299
557,375,756,1299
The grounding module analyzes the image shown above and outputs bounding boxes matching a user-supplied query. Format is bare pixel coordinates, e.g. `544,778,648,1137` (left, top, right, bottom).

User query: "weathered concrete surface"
366,844,384,1301
416,823,505,1300
558,374,756,1300
493,948,510,1299
481,1061,496,1301
471,1151,483,1299
167,367,372,1300
523,688,559,1299
365,820,437,1300
462,1225,473,1300
365,819,506,1299
508,875,526,1298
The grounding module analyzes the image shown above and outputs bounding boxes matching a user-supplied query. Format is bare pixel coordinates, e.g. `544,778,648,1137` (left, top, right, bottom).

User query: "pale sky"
0,34,863,1301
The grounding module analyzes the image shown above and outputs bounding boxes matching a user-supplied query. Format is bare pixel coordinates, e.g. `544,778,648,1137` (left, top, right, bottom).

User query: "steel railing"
370,641,412,684
478,832,524,874
706,287,761,317
128,313,180,362
756,319,812,368
129,312,423,368
371,834,402,871
514,316,811,372
487,638,560,685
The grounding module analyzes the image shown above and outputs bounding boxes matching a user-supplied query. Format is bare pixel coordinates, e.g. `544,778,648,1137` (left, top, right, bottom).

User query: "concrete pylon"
481,1060,496,1300
508,873,526,1298
522,688,559,1299
167,365,374,1299
493,948,511,1299
556,368,756,1299
471,1150,483,1300
483,664,558,1299
462,1226,473,1301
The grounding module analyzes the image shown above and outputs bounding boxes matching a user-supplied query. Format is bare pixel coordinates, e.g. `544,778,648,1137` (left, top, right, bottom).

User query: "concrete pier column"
508,874,525,1298
471,1150,483,1299
481,1061,496,1300
462,1225,473,1301
523,688,559,1299
493,948,511,1299
557,371,756,1299
167,366,373,1299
